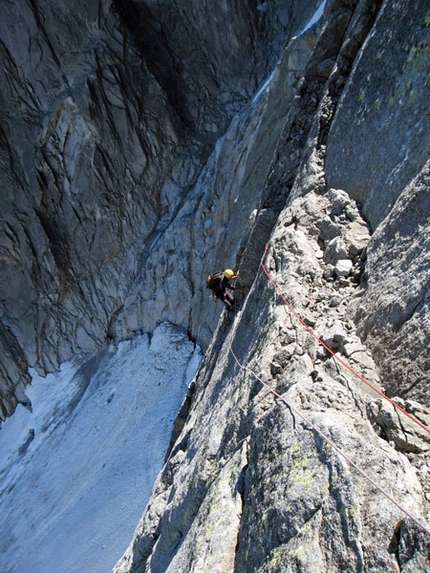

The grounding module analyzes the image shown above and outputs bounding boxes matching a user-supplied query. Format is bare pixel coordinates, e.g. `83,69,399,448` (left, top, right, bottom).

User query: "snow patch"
251,70,275,104
0,323,201,573
295,0,327,37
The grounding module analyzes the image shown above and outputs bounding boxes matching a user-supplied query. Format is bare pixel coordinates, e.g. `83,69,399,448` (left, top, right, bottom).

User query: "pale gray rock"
325,0,430,231
324,236,348,265
113,0,430,569
354,160,430,403
111,18,321,350
0,0,319,418
115,184,428,572
0,0,429,571
367,398,430,454
334,258,353,277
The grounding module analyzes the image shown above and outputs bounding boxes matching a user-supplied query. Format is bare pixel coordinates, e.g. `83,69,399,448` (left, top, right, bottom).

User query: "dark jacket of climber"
206,268,239,310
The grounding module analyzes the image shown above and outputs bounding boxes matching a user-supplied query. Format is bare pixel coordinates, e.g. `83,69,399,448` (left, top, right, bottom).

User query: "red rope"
228,339,430,534
260,243,430,435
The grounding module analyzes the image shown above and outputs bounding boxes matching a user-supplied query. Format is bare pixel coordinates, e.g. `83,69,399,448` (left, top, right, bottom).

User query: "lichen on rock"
0,0,429,571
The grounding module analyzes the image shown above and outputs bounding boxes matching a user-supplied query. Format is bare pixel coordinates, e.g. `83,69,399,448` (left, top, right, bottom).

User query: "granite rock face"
114,183,429,573
113,0,430,571
325,0,430,230
354,161,430,403
1,0,430,571
0,0,317,418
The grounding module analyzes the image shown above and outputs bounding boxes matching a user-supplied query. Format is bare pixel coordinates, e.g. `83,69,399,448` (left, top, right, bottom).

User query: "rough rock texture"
112,26,320,348
354,161,430,403
0,0,182,417
325,0,430,230
324,0,430,402
113,0,430,571
114,185,430,573
1,0,430,571
0,0,317,418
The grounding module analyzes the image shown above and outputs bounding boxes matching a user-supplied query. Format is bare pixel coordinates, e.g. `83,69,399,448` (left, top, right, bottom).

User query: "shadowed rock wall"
0,0,182,417
0,0,318,419
326,0,430,230
324,0,430,401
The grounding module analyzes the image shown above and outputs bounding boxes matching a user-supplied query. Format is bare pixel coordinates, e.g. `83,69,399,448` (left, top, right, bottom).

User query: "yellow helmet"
223,269,235,279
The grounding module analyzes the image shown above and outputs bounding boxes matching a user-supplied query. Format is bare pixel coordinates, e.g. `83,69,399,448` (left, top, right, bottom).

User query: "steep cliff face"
325,0,430,403
112,0,430,571
0,0,178,417
0,0,317,418
1,0,430,571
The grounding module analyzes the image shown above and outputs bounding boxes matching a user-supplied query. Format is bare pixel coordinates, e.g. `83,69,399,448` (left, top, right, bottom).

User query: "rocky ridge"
0,0,429,571
113,0,430,571
114,185,430,572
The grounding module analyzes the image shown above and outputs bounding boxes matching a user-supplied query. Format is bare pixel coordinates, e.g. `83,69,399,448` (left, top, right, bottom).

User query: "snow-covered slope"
0,323,200,573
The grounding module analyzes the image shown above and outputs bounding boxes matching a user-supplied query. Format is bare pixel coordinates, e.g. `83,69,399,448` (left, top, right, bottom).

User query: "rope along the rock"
228,338,430,534
260,243,430,435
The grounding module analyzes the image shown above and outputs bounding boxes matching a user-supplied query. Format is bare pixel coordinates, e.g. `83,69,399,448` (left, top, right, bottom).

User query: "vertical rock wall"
1,0,429,569
0,0,180,417
325,0,430,230
113,0,430,571
324,0,430,402
0,0,318,419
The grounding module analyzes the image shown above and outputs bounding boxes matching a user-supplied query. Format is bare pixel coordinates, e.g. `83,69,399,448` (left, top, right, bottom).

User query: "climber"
206,268,239,311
